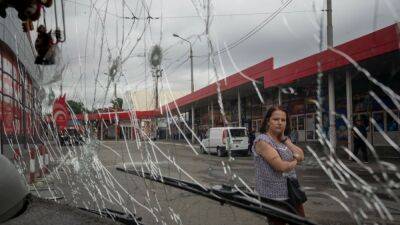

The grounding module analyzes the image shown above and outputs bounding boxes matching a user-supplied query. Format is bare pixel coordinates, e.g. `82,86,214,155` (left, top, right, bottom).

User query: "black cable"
64,0,312,20
159,10,317,19
215,0,294,55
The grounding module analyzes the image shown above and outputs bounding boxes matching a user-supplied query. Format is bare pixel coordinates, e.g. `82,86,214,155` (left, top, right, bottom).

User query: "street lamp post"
173,34,195,143
327,0,336,149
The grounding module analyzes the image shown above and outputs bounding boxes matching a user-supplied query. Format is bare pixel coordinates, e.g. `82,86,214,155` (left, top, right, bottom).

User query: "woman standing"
253,106,306,224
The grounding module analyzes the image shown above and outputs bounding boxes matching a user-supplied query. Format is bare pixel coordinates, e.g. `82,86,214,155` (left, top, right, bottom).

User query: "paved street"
32,140,400,225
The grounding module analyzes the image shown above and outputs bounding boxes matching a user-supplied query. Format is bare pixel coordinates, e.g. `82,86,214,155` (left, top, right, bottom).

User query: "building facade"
161,23,400,152
0,11,43,156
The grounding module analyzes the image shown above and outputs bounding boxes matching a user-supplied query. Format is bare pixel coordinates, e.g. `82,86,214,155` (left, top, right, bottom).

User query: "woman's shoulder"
256,133,267,139
255,133,273,143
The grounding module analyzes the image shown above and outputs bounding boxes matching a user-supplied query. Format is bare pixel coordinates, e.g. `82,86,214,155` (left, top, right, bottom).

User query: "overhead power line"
64,0,311,20
160,10,316,19
214,0,294,55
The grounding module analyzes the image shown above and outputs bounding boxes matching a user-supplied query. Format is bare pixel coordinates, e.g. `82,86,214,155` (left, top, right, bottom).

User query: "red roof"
163,58,274,111
264,23,400,88
163,24,400,112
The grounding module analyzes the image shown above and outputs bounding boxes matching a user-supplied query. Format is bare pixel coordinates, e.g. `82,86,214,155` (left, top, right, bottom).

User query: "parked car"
201,127,248,156
59,120,85,146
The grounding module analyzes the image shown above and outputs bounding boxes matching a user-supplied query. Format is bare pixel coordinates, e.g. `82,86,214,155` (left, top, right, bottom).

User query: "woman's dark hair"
259,105,290,135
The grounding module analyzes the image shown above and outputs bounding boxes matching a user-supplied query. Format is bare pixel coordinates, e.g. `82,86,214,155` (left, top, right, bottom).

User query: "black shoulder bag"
287,176,307,206
275,138,307,206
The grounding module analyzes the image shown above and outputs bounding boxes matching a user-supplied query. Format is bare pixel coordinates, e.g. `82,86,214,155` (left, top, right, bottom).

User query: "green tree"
111,97,123,110
67,100,87,114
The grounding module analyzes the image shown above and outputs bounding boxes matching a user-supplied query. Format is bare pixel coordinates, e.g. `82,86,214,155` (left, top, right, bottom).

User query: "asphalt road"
32,140,400,225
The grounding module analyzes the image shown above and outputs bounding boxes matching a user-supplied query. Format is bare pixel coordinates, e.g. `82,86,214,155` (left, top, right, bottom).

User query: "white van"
201,127,249,156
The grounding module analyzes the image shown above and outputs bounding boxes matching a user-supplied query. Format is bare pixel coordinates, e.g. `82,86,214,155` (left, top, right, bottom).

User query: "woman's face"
267,110,287,135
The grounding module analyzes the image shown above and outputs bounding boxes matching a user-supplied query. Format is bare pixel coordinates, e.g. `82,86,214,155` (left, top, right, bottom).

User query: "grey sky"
39,0,400,109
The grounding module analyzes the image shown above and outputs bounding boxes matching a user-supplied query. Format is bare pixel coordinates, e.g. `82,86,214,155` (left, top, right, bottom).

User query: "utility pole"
327,0,336,149
114,81,118,141
150,45,163,110
190,44,195,143
190,45,194,94
114,82,117,99
173,34,195,143
60,81,63,95
149,45,163,142
153,68,162,109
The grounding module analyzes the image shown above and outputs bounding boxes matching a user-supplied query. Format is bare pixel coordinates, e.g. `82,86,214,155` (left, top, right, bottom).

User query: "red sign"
52,94,69,130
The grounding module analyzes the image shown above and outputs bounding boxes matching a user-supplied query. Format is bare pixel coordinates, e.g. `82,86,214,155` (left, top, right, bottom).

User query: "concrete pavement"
27,140,400,225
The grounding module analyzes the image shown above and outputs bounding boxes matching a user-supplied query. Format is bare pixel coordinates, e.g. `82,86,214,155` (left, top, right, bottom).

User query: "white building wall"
125,89,188,111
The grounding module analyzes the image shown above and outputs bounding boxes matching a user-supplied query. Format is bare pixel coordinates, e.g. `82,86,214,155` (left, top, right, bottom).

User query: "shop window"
336,116,348,141
252,119,262,132
353,95,369,113
252,103,263,118
306,103,316,113
25,77,29,91
14,81,22,102
19,84,23,103
306,114,316,140
386,111,399,132
290,117,297,130
27,77,32,94
3,57,12,75
252,120,257,132
298,116,305,130
354,113,370,131
3,96,13,134
372,112,384,132
3,73,13,97
13,118,20,134
290,102,305,115
306,131,314,140
13,100,18,116
13,65,20,82
26,93,33,109
359,114,370,126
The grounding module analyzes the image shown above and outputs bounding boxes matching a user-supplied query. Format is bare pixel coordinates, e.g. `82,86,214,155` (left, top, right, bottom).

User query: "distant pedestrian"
253,106,306,224
353,119,368,163
248,129,256,155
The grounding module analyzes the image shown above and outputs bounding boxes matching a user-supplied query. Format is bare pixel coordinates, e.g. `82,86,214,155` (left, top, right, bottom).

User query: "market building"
161,23,400,150
0,12,43,156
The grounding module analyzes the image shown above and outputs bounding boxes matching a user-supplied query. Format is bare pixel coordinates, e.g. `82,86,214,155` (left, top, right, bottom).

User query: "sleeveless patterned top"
252,133,297,200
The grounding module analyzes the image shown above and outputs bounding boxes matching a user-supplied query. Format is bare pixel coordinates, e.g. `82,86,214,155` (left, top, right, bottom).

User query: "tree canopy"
67,100,87,115
111,97,123,110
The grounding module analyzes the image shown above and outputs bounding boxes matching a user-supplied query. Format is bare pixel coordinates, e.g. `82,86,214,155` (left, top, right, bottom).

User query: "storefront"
160,23,400,151
0,38,41,154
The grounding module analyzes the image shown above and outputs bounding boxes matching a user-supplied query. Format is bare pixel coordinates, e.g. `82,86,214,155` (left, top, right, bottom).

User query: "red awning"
264,23,400,88
162,58,274,111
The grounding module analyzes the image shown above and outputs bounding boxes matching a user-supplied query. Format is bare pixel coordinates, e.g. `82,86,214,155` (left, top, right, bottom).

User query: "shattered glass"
1,0,400,225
